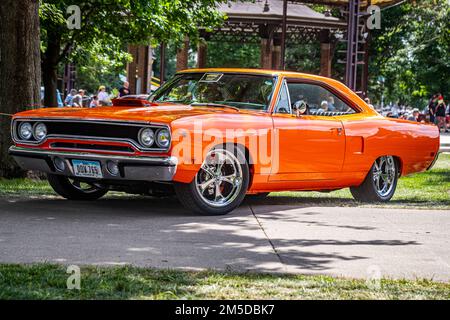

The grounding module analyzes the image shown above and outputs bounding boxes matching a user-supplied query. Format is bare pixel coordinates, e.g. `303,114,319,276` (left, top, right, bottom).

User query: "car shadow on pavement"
0,196,422,274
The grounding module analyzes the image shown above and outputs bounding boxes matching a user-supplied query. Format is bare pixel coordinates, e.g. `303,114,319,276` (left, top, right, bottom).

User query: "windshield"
151,73,276,111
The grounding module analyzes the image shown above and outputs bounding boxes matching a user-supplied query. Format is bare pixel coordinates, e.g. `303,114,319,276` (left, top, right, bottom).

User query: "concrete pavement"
441,133,450,153
0,196,449,281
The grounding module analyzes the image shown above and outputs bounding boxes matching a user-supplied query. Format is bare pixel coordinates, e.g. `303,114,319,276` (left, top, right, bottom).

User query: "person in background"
327,96,336,111
428,94,437,124
64,89,77,107
89,95,99,108
407,109,420,122
364,97,375,110
391,103,400,118
119,81,130,97
318,100,329,113
72,89,85,107
97,85,110,106
435,94,448,132
446,104,450,132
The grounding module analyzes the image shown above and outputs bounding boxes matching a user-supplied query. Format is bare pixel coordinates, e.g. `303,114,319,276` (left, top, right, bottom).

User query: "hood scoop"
111,97,157,107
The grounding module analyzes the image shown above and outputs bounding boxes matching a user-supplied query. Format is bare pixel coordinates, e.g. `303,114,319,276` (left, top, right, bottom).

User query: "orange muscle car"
10,69,440,215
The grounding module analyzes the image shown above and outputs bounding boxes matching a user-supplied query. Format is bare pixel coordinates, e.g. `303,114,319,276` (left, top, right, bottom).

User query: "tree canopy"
39,0,226,105
368,0,450,107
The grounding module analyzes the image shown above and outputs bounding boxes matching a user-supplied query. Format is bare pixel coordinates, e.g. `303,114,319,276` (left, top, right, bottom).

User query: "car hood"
13,103,258,124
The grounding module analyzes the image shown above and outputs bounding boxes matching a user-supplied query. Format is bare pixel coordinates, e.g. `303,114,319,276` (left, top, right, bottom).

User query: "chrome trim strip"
13,117,168,127
9,146,178,166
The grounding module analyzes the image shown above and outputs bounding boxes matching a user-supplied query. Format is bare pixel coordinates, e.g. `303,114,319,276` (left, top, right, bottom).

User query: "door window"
287,82,357,116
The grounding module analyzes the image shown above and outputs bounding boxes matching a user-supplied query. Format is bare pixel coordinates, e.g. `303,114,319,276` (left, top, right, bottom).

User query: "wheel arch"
393,155,403,177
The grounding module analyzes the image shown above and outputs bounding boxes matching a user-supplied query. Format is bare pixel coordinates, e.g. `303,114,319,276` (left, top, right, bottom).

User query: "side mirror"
293,101,308,116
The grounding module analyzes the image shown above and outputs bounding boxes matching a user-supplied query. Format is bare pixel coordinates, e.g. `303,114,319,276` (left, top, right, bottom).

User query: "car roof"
177,68,376,115
178,68,327,80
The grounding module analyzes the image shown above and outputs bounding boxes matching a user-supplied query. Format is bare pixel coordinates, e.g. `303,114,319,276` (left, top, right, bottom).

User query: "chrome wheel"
195,149,243,208
372,156,396,198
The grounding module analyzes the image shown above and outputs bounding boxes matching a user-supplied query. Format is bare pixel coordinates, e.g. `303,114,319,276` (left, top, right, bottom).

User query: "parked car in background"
11,69,440,215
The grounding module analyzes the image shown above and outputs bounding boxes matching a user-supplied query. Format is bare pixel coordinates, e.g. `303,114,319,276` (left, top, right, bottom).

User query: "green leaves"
369,0,450,106
40,0,227,69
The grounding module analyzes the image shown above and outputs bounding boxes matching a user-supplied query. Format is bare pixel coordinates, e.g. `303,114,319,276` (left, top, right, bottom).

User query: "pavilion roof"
293,0,404,7
219,0,345,29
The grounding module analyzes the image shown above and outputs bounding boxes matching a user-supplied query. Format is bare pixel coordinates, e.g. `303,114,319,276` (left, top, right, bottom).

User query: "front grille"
13,119,170,151
50,142,134,153
45,121,141,140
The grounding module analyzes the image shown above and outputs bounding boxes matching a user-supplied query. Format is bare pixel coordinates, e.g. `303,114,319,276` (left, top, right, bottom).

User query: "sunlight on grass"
0,264,448,300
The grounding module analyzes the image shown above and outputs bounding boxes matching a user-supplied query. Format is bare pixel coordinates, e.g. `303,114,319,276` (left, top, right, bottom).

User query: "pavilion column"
127,44,151,94
272,37,282,70
319,29,332,78
176,37,189,71
127,45,138,94
197,41,207,68
260,38,273,69
159,42,166,84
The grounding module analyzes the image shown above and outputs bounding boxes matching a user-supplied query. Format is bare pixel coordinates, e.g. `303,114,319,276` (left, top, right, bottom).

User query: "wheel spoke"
215,182,224,201
215,152,228,174
201,164,216,177
374,160,380,171
199,178,215,192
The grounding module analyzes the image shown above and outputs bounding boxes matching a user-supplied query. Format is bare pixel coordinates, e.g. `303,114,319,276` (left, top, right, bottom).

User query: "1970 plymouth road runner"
9,69,440,215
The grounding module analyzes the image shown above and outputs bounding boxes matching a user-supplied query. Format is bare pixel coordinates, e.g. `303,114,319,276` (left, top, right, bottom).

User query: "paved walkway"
441,133,450,153
0,196,449,281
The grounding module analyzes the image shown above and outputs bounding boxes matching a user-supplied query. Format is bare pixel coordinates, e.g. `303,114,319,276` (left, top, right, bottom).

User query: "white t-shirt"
98,91,109,102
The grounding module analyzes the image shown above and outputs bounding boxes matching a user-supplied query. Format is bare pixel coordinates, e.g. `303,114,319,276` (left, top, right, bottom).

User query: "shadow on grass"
2,263,447,300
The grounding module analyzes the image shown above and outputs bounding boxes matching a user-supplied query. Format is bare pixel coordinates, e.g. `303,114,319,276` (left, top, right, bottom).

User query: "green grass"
0,178,52,195
266,154,450,209
1,154,449,209
0,264,449,300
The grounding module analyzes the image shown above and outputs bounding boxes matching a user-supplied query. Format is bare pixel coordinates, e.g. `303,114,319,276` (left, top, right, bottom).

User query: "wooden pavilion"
127,0,404,97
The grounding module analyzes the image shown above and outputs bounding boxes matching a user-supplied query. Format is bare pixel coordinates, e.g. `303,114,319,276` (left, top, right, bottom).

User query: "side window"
274,81,291,114
287,82,357,115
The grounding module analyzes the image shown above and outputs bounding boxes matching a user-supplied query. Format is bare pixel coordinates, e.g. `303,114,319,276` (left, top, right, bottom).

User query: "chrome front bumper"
9,146,178,182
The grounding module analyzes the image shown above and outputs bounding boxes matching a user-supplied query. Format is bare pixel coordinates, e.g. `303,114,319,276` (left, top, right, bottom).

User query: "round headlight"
18,122,33,140
33,122,47,141
156,129,170,148
139,128,155,147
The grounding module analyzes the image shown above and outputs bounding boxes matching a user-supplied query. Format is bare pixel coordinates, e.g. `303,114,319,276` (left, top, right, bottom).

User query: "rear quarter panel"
342,115,440,179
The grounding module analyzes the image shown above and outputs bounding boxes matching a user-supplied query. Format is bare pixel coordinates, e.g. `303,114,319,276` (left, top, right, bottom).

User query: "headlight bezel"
156,128,171,149
18,122,33,140
33,122,47,141
138,127,155,148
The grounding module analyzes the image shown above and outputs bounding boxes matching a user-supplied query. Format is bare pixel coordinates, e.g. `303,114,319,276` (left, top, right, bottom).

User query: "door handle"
331,127,343,136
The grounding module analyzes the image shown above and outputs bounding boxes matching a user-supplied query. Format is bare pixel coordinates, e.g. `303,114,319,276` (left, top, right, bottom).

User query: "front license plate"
72,160,103,178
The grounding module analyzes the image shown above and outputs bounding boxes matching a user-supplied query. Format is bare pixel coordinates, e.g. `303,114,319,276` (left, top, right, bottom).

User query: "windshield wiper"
191,103,240,112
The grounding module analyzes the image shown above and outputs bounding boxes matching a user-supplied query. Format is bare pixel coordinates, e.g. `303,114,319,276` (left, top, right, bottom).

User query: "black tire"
47,174,108,200
350,156,399,202
246,192,270,200
174,145,249,215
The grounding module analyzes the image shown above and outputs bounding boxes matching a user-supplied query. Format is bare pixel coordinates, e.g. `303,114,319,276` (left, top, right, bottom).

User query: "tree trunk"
0,0,41,178
42,31,61,107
